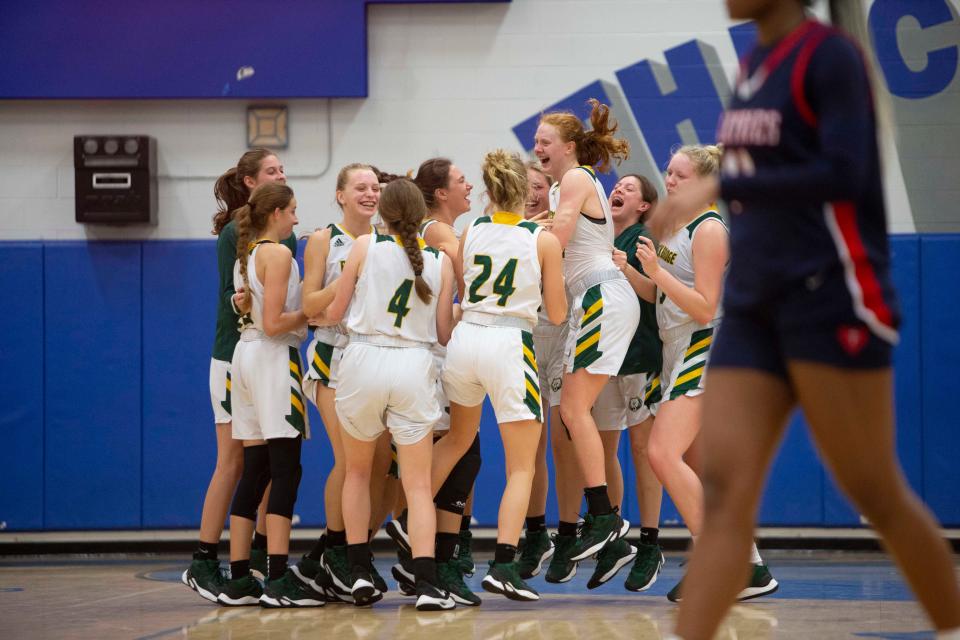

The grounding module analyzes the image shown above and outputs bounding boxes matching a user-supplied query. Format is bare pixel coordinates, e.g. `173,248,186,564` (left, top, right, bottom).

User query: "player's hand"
636,236,660,277
233,289,252,315
308,312,336,327
528,210,554,230
612,248,628,272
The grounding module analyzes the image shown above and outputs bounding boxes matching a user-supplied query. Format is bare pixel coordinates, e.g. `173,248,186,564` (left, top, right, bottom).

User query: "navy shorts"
711,266,898,377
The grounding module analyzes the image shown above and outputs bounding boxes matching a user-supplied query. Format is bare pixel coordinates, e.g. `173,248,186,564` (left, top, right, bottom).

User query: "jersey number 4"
468,255,517,306
388,279,414,328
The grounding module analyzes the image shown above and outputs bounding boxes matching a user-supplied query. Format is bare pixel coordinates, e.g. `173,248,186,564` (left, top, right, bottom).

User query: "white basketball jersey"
315,222,374,345
562,166,617,288
234,241,307,343
656,209,727,332
461,212,543,325
345,233,444,344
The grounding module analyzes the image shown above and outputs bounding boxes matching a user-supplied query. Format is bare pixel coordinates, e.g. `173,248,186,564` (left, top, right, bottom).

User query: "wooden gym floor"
0,550,955,639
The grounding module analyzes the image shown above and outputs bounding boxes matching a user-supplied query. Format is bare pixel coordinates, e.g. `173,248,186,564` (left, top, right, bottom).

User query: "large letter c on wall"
869,0,958,99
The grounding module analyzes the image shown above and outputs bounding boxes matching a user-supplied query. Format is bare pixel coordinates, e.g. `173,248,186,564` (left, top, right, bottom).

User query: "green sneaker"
182,558,227,603
569,511,629,562
481,561,540,602
587,538,637,589
260,568,324,608
216,574,263,606
290,554,343,603
544,534,578,583
737,564,779,601
457,529,476,576
438,557,482,606
624,543,664,592
249,548,268,581
369,554,388,594
517,530,554,579
323,546,353,598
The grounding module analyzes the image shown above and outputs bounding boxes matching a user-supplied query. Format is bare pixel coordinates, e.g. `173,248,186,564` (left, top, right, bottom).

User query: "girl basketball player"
386,158,483,607
516,161,564,580
294,164,386,600
634,146,775,603
670,1,960,638
215,183,319,608
436,150,566,601
592,173,664,592
323,178,456,611
183,149,295,602
533,100,639,563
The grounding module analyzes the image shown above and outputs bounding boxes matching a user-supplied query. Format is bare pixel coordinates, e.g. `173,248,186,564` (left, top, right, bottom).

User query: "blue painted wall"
0,235,956,530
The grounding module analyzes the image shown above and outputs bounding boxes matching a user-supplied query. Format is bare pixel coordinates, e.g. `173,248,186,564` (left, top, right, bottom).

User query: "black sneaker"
415,580,456,611
392,561,417,597
587,538,637,589
569,510,630,562
322,545,353,599
260,568,325,608
517,529,554,579
437,557,482,606
385,517,411,554
624,543,664,592
290,554,343,603
481,561,540,602
216,574,263,606
349,566,382,607
544,534,578,583
182,558,227,603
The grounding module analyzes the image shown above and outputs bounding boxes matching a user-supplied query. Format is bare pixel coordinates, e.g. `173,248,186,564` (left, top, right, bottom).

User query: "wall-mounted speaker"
74,135,157,224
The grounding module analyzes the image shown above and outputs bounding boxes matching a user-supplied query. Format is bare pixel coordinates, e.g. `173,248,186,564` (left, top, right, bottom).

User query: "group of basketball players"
180,0,960,637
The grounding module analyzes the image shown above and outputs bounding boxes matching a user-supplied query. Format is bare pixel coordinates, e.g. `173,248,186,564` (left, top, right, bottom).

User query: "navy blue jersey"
717,19,899,345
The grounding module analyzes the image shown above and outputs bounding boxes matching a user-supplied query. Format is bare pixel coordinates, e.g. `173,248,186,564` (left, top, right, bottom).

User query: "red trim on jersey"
830,201,895,331
791,25,831,127
737,19,817,87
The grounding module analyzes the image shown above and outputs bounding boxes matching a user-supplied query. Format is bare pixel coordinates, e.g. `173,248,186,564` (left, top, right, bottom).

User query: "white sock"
937,628,960,639
749,542,763,565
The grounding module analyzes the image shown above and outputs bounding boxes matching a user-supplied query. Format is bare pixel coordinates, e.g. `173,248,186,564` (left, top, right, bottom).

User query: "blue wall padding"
0,243,45,530
43,243,143,529
921,236,960,523
141,242,218,527
1,235,957,530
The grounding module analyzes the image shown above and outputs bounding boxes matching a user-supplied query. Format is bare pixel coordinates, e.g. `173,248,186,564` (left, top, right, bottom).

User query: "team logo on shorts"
837,324,869,357
629,396,642,412
551,377,562,392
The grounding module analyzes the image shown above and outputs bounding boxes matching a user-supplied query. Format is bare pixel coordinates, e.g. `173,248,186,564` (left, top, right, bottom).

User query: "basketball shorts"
591,372,659,430
659,323,716,404
231,338,310,441
533,322,567,410
565,278,640,376
209,358,232,424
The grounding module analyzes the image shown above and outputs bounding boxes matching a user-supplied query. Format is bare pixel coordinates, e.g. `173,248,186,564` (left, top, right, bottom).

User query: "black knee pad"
266,437,303,519
435,434,481,514
230,444,270,520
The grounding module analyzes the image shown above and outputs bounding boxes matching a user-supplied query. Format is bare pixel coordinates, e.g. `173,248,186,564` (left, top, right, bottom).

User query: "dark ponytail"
212,148,277,235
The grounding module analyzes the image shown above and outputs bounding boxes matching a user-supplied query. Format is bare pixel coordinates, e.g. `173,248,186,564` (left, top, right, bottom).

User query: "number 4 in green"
388,279,414,327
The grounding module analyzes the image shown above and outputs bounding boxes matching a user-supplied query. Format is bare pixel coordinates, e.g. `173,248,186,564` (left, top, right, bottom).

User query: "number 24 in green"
468,255,518,306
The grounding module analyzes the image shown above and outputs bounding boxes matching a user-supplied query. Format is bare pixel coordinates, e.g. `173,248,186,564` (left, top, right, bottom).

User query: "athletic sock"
194,540,218,561
436,532,460,562
413,557,438,584
494,543,518,564
584,485,613,516
346,543,371,571
307,536,325,561
558,520,578,537
327,529,347,547
230,559,250,579
460,514,471,531
252,532,268,551
640,527,659,546
268,554,287,580
525,515,546,534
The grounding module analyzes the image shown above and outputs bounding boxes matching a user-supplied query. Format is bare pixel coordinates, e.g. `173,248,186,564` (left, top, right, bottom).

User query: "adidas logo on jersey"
333,237,345,247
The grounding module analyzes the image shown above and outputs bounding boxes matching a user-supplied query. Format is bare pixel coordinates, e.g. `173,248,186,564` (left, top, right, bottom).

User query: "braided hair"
378,179,432,303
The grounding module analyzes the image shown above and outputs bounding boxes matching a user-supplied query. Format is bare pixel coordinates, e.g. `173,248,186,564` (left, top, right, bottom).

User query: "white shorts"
659,324,716,405
231,338,310,441
335,343,440,446
209,358,232,424
591,372,659,431
533,323,567,410
565,278,640,376
442,322,542,424
430,345,451,432
303,336,343,404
